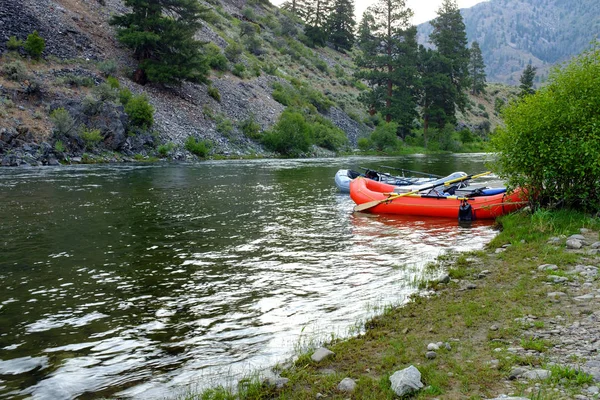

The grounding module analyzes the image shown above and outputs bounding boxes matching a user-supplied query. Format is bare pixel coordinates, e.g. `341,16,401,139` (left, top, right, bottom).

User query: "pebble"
425,351,437,359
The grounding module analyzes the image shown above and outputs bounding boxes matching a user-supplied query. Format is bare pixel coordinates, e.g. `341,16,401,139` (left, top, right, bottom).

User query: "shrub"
244,36,263,56
59,74,94,87
262,109,312,157
2,60,28,82
98,59,118,77
459,128,474,143
24,31,45,59
494,97,506,114
50,108,76,135
93,82,119,102
232,63,247,78
239,116,261,139
79,127,103,149
272,82,294,106
119,88,133,106
208,85,221,102
370,122,400,152
242,7,256,20
216,116,233,136
124,94,154,129
492,44,600,210
6,36,23,51
205,43,228,71
106,76,120,89
82,94,102,115
225,42,243,63
313,58,328,73
185,136,211,157
357,137,371,151
312,119,347,151
157,142,175,157
54,140,65,153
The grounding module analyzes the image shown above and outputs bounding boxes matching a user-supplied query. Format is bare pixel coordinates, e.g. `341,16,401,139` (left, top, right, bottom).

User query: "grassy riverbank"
194,209,600,399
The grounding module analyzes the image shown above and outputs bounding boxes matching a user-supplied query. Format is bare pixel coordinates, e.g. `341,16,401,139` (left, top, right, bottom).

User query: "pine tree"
326,0,355,51
303,0,332,46
469,41,486,95
429,0,470,115
417,46,455,146
355,0,418,129
519,64,537,97
110,0,209,85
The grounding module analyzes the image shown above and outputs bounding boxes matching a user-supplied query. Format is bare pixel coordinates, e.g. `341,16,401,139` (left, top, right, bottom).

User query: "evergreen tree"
469,41,486,95
326,0,355,51
355,0,418,129
303,0,332,47
110,0,209,85
417,45,454,146
519,64,537,97
429,0,470,117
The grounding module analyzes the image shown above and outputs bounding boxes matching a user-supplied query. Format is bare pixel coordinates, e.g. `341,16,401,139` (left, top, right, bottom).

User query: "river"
0,154,501,399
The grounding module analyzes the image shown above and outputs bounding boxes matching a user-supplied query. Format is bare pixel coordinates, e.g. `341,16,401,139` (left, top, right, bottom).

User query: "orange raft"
350,177,527,220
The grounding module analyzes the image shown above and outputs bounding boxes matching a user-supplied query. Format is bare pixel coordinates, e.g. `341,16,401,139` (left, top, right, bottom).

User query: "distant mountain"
417,0,600,85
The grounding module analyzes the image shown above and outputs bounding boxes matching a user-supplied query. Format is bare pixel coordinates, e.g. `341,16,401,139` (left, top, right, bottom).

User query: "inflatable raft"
350,177,527,220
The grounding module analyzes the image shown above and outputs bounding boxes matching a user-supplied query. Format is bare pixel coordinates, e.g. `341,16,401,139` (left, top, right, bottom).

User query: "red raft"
350,177,527,220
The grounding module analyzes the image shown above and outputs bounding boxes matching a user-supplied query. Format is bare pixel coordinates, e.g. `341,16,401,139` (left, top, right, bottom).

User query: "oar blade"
354,199,383,212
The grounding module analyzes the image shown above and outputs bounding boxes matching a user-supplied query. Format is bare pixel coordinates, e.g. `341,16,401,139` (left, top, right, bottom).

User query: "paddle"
353,171,492,212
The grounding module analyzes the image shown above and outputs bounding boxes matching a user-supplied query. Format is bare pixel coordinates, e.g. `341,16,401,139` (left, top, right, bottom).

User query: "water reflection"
0,156,499,399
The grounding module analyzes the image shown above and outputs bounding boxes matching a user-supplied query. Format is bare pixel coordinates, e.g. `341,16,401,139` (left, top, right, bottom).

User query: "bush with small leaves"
225,43,243,63
106,76,120,89
93,82,119,102
205,43,228,71
50,108,76,136
185,136,211,157
98,60,118,77
262,109,312,157
357,137,371,151
59,74,94,88
208,86,221,102
232,63,247,78
2,60,28,82
157,142,175,157
79,127,103,149
119,88,133,106
240,116,261,139
24,31,45,59
54,140,65,153
124,94,154,129
370,122,400,152
216,115,234,136
242,7,256,20
6,36,23,51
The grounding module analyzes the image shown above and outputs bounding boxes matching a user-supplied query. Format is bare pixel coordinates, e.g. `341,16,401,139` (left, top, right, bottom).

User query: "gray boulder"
311,347,334,362
337,377,356,392
389,365,424,397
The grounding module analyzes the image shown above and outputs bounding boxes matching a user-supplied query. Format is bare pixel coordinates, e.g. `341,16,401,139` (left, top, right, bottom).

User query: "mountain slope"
418,0,600,84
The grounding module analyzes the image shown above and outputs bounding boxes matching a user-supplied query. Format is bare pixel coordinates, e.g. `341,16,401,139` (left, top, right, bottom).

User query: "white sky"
271,0,488,25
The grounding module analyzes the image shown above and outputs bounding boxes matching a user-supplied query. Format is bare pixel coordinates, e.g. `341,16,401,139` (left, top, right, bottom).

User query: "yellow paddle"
353,171,492,212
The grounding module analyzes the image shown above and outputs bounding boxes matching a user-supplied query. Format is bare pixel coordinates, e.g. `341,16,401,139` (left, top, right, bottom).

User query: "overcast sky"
271,0,488,25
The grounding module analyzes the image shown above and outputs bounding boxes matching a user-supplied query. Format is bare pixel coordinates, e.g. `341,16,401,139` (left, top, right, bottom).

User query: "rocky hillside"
418,0,600,85
0,0,370,166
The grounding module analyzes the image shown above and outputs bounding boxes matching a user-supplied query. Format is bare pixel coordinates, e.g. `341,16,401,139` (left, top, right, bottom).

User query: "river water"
0,154,500,399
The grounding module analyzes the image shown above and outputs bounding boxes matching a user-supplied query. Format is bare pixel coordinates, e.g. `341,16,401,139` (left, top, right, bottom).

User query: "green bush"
185,136,211,157
216,116,233,135
50,108,75,135
357,137,371,151
459,128,474,143
24,31,45,59
370,122,400,152
6,36,23,51
157,142,175,157
492,44,600,210
93,82,119,102
59,74,94,88
272,82,295,106
119,88,133,106
2,60,28,82
205,43,228,71
124,94,154,129
98,60,118,77
239,116,261,139
54,140,65,153
225,43,243,63
232,63,247,78
106,76,120,89
79,127,103,149
312,119,347,151
208,85,221,102
262,109,312,156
